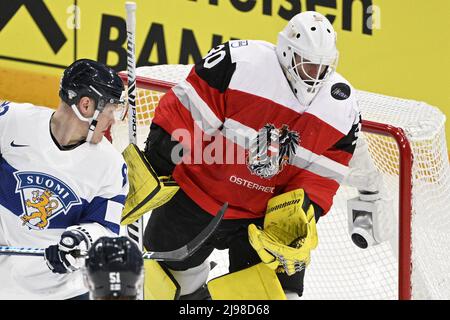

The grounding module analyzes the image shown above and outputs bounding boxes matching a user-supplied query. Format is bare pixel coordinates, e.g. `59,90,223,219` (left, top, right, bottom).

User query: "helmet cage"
276,11,339,105
286,46,338,93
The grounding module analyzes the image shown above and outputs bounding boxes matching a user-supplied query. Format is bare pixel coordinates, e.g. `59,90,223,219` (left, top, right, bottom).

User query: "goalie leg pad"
144,260,210,300
121,143,179,225
179,284,211,300
207,263,286,300
169,260,210,296
144,259,180,300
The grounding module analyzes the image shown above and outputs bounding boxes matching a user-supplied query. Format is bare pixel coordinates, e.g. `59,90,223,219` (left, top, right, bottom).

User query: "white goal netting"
111,64,450,300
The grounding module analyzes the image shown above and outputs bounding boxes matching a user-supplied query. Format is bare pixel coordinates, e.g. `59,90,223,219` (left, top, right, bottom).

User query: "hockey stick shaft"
0,203,227,260
124,1,144,252
0,247,45,257
126,1,137,145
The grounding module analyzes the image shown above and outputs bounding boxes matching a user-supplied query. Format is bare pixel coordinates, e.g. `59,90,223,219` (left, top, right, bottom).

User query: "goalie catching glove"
248,189,318,276
121,143,179,225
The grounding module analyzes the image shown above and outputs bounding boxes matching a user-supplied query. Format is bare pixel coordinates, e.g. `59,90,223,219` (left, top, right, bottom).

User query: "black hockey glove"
44,228,91,274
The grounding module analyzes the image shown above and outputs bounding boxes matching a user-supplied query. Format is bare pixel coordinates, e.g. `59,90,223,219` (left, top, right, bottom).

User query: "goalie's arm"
143,123,181,177
284,112,362,215
151,42,238,142
343,133,384,193
344,133,395,247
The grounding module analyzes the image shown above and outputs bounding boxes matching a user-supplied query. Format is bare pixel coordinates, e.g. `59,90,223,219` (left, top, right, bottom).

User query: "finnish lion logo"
20,189,59,229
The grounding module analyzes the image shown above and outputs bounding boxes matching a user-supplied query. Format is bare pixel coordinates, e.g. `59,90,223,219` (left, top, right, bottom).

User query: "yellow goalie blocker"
121,143,179,225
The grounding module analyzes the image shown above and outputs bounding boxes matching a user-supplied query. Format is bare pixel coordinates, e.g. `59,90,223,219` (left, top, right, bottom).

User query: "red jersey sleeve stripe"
290,145,349,183
171,81,223,135
186,68,226,124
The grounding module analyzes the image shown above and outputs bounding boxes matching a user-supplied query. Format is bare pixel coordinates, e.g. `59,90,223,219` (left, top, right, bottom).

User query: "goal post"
362,120,413,300
111,64,450,300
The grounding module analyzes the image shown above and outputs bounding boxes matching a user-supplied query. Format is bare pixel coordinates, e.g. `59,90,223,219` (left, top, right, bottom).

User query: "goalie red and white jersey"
0,102,128,299
153,40,361,219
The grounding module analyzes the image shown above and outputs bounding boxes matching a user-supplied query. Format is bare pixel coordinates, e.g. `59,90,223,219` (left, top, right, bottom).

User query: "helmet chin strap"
70,104,101,143
86,109,101,143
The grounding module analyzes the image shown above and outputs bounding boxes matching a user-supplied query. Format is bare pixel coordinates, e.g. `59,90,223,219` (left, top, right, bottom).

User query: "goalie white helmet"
276,11,339,106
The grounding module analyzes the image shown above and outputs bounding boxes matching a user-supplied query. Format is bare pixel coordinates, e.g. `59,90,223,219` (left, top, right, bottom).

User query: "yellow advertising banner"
0,0,449,137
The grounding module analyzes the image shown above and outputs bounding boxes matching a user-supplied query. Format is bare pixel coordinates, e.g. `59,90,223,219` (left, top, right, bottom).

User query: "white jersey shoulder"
228,40,304,113
2,101,127,197
306,72,360,135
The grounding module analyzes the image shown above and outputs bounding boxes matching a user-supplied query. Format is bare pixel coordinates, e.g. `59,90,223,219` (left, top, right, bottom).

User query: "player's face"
90,104,118,144
294,54,328,86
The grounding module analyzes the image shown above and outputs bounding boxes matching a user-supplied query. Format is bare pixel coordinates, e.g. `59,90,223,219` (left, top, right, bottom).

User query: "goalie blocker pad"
207,263,286,300
121,144,179,225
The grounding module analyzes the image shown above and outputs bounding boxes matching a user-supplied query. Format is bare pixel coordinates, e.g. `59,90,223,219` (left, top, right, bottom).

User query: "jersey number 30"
203,45,227,69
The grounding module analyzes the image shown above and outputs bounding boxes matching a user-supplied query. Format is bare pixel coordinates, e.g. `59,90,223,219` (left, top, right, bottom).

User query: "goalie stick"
143,202,227,261
123,1,146,255
0,203,228,261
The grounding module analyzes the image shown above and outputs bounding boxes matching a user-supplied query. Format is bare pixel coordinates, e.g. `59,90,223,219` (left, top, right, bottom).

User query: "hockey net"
111,64,450,300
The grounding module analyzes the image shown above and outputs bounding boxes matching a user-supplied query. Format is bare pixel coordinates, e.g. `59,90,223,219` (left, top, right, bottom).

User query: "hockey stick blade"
142,202,228,262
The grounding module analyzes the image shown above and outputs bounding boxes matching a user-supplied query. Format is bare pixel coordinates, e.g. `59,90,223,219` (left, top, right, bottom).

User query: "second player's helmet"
59,59,124,112
276,11,339,106
59,59,125,142
83,236,144,300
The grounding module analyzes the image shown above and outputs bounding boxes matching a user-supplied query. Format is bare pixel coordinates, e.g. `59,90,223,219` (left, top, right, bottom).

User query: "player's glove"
44,226,92,274
248,189,318,276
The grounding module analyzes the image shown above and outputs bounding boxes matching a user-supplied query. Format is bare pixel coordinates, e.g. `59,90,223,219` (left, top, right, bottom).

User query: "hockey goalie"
122,11,394,300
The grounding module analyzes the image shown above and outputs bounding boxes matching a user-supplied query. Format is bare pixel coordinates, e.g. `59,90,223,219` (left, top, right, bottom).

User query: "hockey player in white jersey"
0,59,129,299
